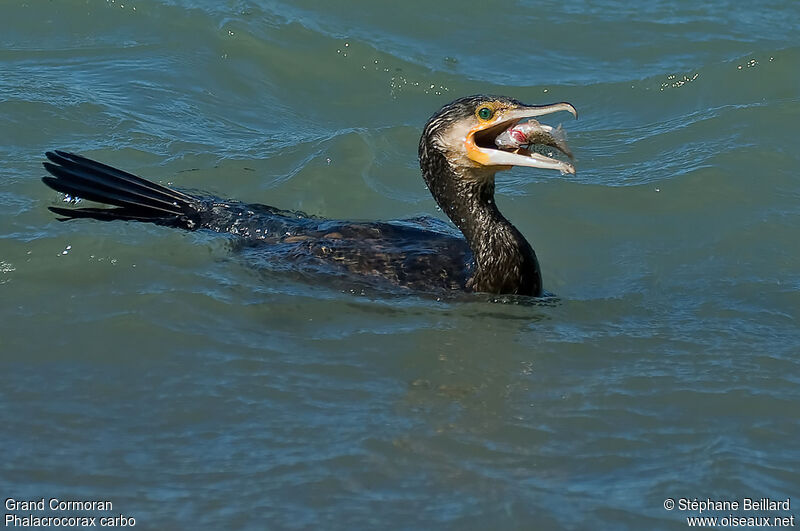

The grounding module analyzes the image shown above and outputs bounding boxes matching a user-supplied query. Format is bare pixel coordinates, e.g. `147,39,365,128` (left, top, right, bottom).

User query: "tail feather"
47,206,171,223
42,150,204,228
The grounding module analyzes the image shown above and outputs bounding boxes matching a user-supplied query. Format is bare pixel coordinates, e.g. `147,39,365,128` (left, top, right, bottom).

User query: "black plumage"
42,95,577,296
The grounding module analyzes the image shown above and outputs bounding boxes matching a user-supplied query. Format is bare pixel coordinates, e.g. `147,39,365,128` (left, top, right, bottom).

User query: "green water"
1,1,799,529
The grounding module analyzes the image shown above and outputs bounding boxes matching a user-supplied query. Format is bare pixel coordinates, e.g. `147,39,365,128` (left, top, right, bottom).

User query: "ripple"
3,1,800,529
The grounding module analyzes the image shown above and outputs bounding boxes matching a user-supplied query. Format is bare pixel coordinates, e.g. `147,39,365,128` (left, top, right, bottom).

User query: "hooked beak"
465,102,578,175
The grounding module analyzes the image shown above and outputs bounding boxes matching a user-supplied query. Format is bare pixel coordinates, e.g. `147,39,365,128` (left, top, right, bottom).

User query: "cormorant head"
419,94,577,180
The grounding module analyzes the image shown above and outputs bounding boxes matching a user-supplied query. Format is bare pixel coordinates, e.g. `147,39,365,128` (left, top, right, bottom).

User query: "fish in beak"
465,101,578,175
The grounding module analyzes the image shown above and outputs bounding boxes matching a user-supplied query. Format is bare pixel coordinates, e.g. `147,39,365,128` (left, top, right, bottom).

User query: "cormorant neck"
419,150,542,295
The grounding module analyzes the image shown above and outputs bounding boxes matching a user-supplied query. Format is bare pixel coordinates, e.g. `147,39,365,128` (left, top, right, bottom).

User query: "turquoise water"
1,0,799,529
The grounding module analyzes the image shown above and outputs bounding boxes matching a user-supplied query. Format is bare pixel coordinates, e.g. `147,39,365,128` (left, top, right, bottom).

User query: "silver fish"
495,120,572,159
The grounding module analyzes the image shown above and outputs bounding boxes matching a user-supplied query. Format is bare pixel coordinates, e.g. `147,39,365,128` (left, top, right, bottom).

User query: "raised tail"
42,150,204,229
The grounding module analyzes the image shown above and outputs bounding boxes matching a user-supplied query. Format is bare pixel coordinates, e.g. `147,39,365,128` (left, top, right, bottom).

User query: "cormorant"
42,95,577,297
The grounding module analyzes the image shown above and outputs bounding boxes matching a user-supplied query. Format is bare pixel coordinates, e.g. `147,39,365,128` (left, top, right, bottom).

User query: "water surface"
1,1,799,529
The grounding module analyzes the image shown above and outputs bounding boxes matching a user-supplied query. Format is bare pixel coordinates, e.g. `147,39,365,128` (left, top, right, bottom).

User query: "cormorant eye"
477,107,494,120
